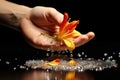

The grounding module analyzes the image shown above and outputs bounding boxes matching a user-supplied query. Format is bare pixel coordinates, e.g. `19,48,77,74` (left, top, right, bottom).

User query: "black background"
0,1,120,80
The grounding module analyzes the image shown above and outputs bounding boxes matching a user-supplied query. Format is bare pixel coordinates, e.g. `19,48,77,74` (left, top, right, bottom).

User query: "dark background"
0,0,120,80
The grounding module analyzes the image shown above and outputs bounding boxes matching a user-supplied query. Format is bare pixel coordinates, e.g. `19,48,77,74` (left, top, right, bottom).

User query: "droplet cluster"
0,51,119,71
25,58,117,72
24,51,119,72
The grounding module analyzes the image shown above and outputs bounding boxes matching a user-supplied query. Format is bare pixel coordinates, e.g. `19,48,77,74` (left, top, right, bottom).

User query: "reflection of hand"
21,6,95,51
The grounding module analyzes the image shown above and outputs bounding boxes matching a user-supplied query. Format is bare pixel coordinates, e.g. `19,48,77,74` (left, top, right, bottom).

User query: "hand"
20,6,95,51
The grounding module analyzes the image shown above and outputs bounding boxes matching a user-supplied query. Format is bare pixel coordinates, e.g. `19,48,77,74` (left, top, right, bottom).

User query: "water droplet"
87,58,92,60
14,58,17,60
98,67,103,71
81,52,85,55
47,48,50,52
26,68,29,70
104,53,108,56
77,53,81,57
95,68,98,71
85,55,87,58
79,58,83,60
70,53,73,58
118,55,120,58
0,59,1,61
46,53,49,57
113,52,116,55
13,67,16,70
102,58,105,61
112,59,116,62
6,61,10,64
19,65,26,69
118,52,120,55
108,56,113,60
46,69,49,72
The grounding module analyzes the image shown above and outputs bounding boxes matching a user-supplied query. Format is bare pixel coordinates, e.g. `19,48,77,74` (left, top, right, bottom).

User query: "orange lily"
68,59,77,66
65,71,75,80
57,12,81,51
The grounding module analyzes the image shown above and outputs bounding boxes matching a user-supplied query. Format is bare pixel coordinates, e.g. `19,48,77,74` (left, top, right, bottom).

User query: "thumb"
47,8,64,26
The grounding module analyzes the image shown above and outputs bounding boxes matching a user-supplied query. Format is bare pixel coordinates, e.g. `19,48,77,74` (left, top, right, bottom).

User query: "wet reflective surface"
0,69,93,80
0,67,120,80
21,69,94,80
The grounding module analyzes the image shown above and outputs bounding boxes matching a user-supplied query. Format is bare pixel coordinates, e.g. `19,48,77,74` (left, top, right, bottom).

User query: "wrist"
17,6,32,31
0,0,32,31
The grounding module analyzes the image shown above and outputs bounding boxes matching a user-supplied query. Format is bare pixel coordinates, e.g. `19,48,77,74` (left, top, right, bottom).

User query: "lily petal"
60,13,69,32
61,30,81,39
47,58,60,66
56,12,81,51
63,38,75,51
64,20,79,33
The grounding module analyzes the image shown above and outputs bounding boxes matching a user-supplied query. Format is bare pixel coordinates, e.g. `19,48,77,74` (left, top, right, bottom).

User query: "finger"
74,35,89,47
74,31,95,47
86,31,95,40
47,8,64,25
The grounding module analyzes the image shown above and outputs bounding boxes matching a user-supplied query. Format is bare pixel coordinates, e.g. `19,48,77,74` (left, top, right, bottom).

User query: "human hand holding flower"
21,6,95,51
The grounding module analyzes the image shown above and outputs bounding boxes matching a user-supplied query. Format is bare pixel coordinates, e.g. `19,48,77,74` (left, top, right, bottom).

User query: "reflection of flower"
65,71,75,80
57,12,81,51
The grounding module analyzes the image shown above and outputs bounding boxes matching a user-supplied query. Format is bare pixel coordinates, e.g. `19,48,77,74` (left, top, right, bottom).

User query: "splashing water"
24,51,118,72
0,51,119,71
25,58,117,72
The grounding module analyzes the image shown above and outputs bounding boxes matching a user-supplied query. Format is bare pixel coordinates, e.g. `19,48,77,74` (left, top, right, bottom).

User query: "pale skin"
0,0,95,51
